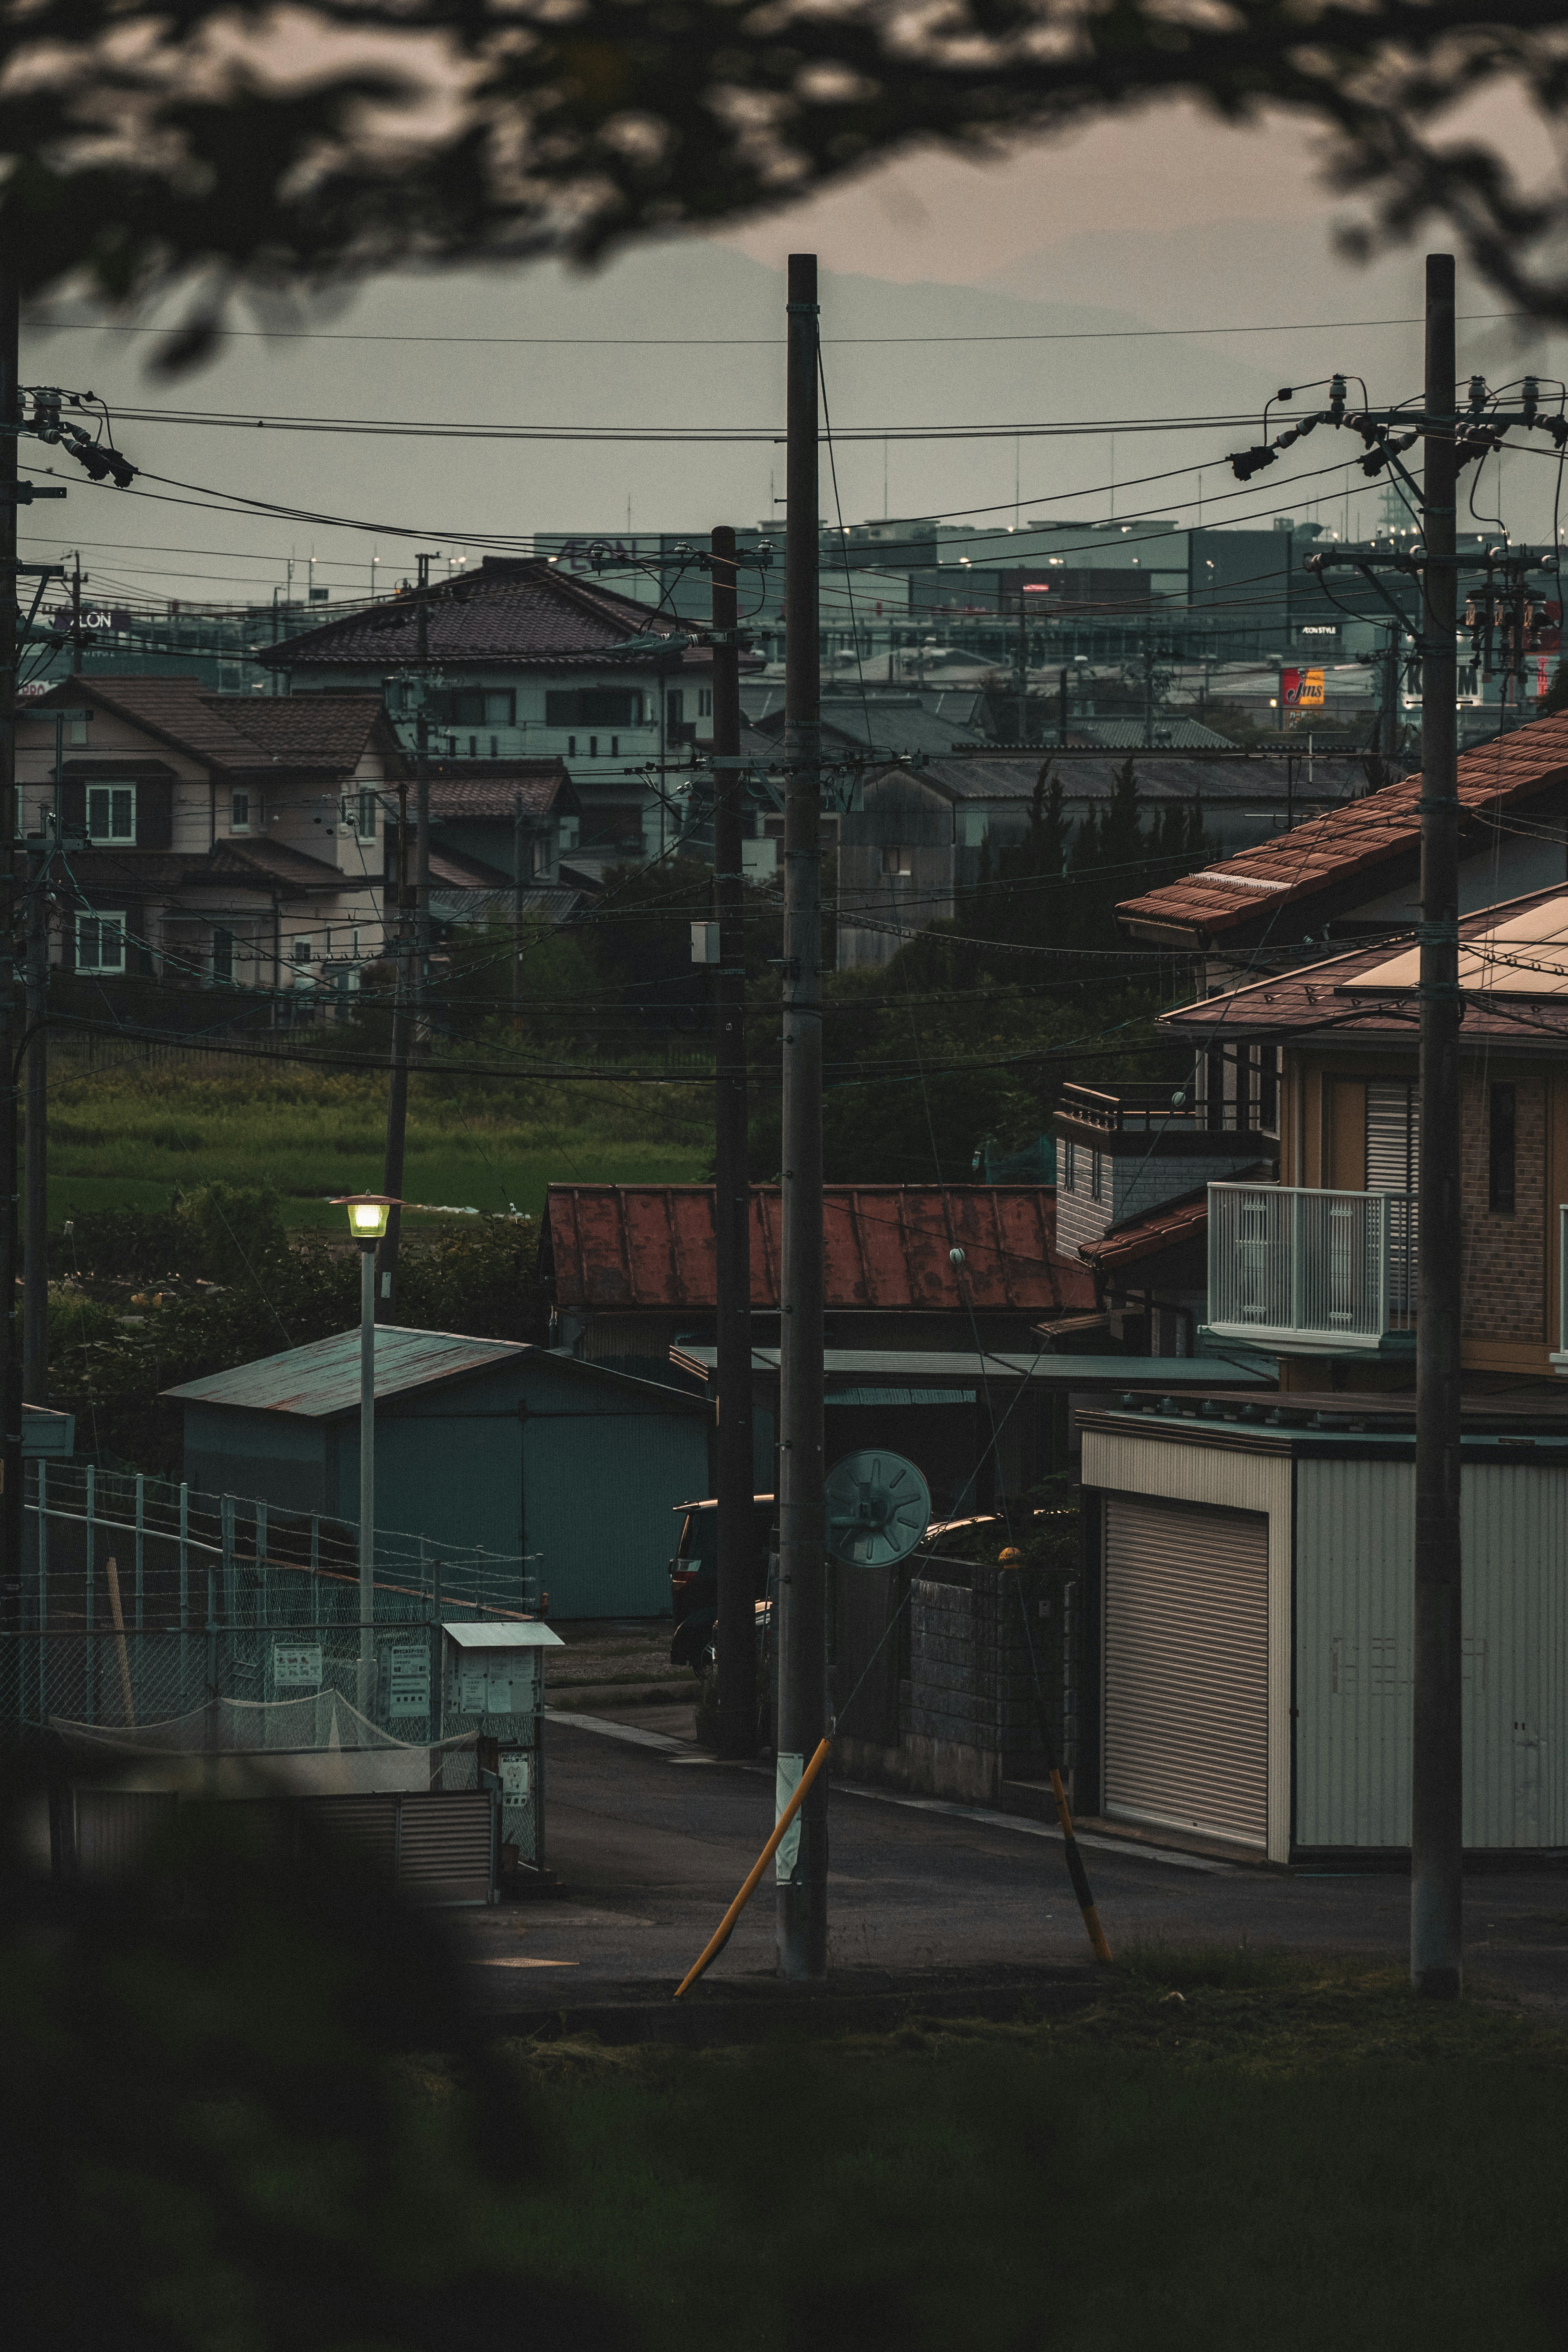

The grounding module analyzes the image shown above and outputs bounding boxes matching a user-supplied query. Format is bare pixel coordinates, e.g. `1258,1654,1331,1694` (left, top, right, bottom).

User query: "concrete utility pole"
1412,250,1464,2000
414,568,432,1052
0,265,22,1623
22,823,45,1406
378,772,413,1319
710,523,756,1758
776,253,828,1978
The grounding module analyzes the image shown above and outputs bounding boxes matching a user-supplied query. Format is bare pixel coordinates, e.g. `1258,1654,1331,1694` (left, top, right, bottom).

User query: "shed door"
1103,1495,1269,1849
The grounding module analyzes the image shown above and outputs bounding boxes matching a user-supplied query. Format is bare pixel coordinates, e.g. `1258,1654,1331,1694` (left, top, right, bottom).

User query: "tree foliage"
10,1,1568,357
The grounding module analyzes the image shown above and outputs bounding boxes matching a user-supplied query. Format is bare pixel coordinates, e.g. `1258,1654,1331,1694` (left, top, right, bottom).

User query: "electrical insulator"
1468,375,1488,412
1329,374,1347,420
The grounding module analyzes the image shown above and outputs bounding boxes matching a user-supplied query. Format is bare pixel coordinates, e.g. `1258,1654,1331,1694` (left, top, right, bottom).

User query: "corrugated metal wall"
524,1411,710,1617
1295,1456,1568,1849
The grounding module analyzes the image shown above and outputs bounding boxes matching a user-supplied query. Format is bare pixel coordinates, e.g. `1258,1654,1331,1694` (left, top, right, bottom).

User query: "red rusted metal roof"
1117,710,1568,943
545,1185,1094,1316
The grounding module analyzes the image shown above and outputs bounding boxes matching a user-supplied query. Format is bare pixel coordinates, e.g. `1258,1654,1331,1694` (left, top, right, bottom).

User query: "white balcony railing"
1205,1183,1419,1352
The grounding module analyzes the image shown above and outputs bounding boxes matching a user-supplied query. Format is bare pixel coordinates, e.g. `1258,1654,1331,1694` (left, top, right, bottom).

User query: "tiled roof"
1072,1171,1269,1275
253,557,701,673
1118,711,1568,942
30,678,393,776
1158,880,1568,1045
71,840,350,898
425,763,576,820
544,1184,1094,1316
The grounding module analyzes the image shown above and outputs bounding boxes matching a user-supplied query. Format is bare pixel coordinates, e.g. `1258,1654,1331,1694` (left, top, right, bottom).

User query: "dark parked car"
668,1494,775,1671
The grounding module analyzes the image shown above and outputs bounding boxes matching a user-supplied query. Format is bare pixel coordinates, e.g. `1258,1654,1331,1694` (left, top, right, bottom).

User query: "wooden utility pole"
1412,250,1464,1999
0,263,22,1623
776,253,828,1978
710,523,755,1758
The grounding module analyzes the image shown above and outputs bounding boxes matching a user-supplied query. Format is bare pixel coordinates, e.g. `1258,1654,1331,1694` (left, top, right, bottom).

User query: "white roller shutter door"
1103,1494,1269,1849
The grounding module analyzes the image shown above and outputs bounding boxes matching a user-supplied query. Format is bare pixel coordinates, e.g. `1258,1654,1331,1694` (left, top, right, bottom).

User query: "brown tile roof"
255,557,706,674
30,678,394,776
67,839,351,898
1117,711,1568,944
1073,1169,1265,1275
425,762,576,820
1158,880,1568,1047
544,1184,1095,1316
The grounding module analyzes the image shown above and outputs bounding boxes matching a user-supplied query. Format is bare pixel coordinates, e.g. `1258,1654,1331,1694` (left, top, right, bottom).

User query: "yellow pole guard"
673,1736,832,2000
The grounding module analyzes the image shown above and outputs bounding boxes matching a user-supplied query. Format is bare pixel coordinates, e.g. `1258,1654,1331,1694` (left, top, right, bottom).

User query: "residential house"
1062,868,1568,1866
833,750,1370,969
383,758,588,933
22,676,403,999
257,556,757,879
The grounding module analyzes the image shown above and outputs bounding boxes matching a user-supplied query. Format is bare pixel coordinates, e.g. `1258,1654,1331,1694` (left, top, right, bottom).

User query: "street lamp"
334,1193,397,1711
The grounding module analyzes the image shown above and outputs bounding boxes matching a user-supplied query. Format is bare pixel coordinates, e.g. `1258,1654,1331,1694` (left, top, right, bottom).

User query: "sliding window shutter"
1365,1082,1419,1193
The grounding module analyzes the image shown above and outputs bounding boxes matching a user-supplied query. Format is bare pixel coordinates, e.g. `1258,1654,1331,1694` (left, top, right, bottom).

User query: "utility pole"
1412,250,1463,2000
511,795,524,1023
69,554,82,671
22,824,45,1406
1016,603,1027,745
1058,666,1069,748
414,564,432,1051
378,773,412,1319
776,252,828,1978
710,523,755,1759
0,263,22,1628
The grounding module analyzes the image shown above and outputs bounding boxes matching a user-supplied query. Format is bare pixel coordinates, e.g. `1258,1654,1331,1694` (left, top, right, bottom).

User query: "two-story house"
1058,860,1568,1870
257,557,749,878
22,677,402,998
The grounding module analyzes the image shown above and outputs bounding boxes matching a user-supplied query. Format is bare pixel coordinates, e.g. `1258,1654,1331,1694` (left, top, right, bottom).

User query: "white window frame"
355,787,379,843
86,782,136,845
230,788,251,834
76,910,127,973
292,936,314,967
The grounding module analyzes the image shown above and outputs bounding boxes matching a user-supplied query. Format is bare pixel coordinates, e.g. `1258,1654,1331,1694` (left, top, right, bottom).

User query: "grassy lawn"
457,1949,1568,2351
45,1053,711,1229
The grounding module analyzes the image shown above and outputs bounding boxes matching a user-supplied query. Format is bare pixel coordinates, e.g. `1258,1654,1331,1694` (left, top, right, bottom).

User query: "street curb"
478,1970,1101,2048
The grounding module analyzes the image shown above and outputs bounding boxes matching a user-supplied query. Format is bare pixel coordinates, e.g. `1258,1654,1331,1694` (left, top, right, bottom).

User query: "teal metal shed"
164,1329,711,1619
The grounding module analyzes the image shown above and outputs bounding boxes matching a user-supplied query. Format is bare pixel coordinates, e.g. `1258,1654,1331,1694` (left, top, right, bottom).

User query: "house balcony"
1203,1183,1418,1355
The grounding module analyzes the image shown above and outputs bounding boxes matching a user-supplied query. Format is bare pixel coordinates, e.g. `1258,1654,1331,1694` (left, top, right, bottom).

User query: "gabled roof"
69,838,351,898
253,557,709,674
425,762,578,820
1118,710,1568,944
28,677,398,777
163,1323,708,1416
1158,880,1568,1047
544,1184,1095,1316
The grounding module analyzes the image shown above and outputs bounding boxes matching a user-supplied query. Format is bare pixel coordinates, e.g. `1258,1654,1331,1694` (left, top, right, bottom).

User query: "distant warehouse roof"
543,1184,1095,1317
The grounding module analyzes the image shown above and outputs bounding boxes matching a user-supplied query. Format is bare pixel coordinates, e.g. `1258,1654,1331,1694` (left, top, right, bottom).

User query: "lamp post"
335,1193,396,1711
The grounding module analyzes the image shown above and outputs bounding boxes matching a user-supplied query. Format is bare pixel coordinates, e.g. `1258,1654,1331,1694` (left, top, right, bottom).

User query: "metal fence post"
35,1458,45,1726
85,1464,95,1725
255,1499,268,1630
221,1495,235,1693
178,1479,189,1712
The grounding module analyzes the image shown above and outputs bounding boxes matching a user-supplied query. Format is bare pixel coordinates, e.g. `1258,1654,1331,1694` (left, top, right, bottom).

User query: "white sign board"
457,1669,488,1714
500,1754,531,1801
273,1643,322,1690
387,1646,431,1720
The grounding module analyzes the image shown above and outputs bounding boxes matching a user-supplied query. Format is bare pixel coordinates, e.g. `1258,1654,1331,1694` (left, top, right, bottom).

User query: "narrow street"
451,1715,1568,2020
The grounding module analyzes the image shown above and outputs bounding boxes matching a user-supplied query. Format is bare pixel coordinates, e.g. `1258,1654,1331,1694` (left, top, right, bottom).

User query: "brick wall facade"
1459,1073,1546,1342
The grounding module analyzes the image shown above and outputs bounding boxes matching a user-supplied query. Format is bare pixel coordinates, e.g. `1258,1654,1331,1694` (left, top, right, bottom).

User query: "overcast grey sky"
19,98,1568,612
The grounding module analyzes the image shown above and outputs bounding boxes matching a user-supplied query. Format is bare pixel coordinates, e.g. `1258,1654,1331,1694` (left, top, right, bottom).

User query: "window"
76,911,125,973
666,690,685,726
1489,1082,1516,1213
698,688,713,718
212,925,235,984
230,789,250,833
292,937,313,967
430,688,516,727
882,846,911,878
355,788,378,842
1090,1151,1103,1204
588,735,598,757
87,784,136,844
545,688,641,728
610,735,619,756
1366,1082,1419,1192
1063,1138,1076,1192
567,735,577,756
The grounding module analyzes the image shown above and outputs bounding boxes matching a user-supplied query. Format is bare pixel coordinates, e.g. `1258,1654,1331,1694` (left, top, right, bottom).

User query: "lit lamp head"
334,1193,397,1249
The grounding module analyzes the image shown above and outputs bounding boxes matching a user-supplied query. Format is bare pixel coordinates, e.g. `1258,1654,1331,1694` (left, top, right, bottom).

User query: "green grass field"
44,1053,711,1230
475,1949,1568,2352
